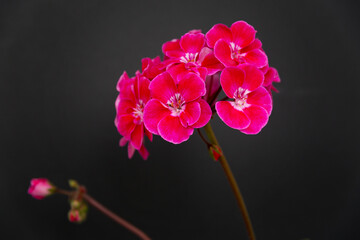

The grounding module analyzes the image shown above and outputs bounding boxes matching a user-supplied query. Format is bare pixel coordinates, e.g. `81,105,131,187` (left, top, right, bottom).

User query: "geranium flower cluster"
115,21,280,159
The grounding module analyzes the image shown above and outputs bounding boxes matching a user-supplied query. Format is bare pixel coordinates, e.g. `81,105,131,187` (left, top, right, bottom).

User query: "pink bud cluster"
115,21,280,159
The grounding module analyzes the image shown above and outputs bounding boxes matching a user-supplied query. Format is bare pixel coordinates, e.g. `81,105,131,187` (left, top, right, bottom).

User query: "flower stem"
197,128,212,147
56,188,151,240
82,194,151,240
203,123,256,240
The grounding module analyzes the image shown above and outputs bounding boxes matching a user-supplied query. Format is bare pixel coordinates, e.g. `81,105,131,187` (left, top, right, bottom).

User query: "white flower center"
167,93,185,116
132,100,145,124
230,42,246,62
180,52,199,63
231,87,250,111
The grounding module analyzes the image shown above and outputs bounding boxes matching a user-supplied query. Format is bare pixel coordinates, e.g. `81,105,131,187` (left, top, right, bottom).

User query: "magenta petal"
204,73,221,103
116,71,129,92
243,49,268,68
138,145,149,160
263,67,280,86
134,75,151,103
188,29,202,34
214,39,238,67
197,47,212,63
271,68,280,83
196,67,208,81
142,56,161,71
247,87,273,114
142,57,164,80
260,64,269,74
241,65,264,91
145,128,153,142
116,100,135,115
178,73,206,102
119,86,136,102
163,39,180,52
162,39,183,58
127,143,135,159
220,67,245,98
230,21,256,48
168,65,207,84
206,24,232,48
115,94,121,110
180,33,205,53
191,99,212,128
150,72,177,103
241,105,269,134
216,101,250,130
241,38,262,53
119,137,128,147
117,72,135,101
130,124,144,150
199,47,224,75
143,99,170,135
167,63,187,83
158,115,194,144
141,57,151,72
116,114,135,139
179,101,201,127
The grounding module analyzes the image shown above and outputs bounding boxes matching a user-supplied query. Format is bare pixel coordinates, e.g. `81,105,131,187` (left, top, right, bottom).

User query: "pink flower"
115,71,152,159
143,72,212,144
215,65,272,134
206,21,268,68
162,32,223,81
28,178,54,200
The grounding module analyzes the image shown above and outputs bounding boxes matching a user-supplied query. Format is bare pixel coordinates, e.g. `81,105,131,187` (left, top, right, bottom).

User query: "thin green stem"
203,123,256,240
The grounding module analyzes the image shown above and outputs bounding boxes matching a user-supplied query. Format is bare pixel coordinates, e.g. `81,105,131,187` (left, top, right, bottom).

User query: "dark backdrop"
1,0,360,239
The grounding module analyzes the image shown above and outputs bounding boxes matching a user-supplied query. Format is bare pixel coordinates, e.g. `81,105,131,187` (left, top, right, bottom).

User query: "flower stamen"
167,93,185,116
231,87,250,110
180,53,199,63
132,100,145,124
229,42,245,63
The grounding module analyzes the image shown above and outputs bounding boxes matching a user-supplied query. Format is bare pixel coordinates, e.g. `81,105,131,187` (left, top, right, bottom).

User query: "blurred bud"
209,145,222,161
68,200,88,223
68,179,79,189
28,178,55,200
70,200,81,209
68,209,81,223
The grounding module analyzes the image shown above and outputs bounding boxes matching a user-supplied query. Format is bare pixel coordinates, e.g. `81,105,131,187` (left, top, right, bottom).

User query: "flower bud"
209,145,222,161
68,200,88,223
28,178,55,200
68,179,79,189
68,209,81,223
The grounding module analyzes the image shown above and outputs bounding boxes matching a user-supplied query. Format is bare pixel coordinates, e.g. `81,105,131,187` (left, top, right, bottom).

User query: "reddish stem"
56,188,151,240
83,194,151,240
203,123,256,240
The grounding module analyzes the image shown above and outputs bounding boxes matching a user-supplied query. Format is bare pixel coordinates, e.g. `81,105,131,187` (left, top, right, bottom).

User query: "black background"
1,0,360,239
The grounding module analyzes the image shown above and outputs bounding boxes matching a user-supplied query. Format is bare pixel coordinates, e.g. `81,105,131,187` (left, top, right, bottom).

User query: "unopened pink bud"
68,209,81,222
28,178,55,200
